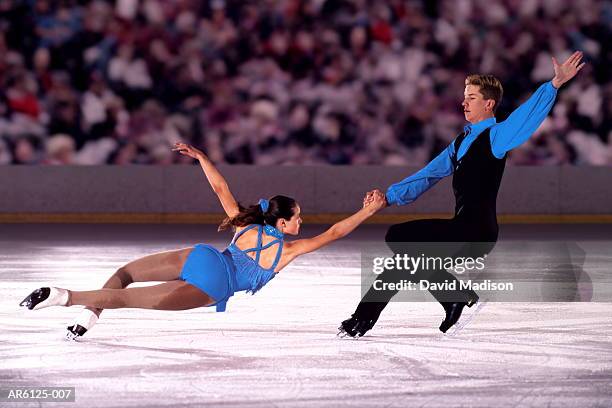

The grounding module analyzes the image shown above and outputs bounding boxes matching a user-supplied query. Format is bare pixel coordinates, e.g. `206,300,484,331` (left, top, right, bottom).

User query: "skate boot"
463,289,479,308
19,287,69,310
439,302,467,333
65,309,99,341
338,315,376,338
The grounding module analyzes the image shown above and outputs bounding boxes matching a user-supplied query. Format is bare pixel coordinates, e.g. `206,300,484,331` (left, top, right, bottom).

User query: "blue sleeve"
385,143,455,206
490,81,558,159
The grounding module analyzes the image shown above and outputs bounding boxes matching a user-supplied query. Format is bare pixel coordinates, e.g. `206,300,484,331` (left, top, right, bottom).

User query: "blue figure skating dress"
179,224,284,312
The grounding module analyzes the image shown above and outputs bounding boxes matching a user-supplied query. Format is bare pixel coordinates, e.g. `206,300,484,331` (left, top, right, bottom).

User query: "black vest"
451,128,506,228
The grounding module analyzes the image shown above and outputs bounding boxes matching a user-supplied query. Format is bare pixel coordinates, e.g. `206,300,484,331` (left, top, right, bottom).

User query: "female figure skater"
20,143,387,339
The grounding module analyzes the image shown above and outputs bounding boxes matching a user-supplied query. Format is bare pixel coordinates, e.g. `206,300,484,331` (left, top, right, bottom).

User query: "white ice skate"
65,309,99,341
19,287,69,310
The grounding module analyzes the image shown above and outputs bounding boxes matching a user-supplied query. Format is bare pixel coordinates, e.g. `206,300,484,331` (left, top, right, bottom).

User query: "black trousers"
354,217,498,322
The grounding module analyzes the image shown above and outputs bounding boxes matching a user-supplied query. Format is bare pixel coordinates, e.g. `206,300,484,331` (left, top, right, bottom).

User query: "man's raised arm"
490,51,585,159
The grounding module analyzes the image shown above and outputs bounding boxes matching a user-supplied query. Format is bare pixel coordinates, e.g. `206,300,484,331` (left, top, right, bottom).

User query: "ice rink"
2,224,612,407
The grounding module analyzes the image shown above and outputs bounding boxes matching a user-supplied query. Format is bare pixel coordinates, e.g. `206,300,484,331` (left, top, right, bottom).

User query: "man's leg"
339,267,402,337
340,218,482,336
340,219,461,336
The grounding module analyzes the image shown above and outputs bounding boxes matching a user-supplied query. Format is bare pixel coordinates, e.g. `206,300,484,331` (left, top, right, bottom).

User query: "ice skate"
448,299,487,336
438,289,479,332
337,315,376,339
65,309,99,341
19,287,69,310
439,302,467,333
65,324,88,341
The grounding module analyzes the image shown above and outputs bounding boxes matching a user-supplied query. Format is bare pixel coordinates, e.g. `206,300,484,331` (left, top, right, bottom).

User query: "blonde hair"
465,74,503,113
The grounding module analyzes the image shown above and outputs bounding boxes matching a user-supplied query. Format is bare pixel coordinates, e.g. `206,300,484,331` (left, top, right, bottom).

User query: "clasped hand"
362,189,388,212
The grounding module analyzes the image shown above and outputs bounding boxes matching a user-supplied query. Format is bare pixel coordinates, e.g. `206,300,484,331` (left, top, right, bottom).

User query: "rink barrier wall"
0,165,610,223
2,213,612,224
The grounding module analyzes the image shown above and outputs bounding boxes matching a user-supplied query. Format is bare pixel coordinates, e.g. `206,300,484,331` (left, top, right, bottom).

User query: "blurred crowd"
0,0,610,166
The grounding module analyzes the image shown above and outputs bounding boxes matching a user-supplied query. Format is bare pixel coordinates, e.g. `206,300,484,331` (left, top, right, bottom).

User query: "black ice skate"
447,299,487,336
439,302,467,333
337,315,376,339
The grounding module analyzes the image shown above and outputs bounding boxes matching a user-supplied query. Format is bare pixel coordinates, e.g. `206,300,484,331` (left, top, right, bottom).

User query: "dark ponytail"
219,195,297,231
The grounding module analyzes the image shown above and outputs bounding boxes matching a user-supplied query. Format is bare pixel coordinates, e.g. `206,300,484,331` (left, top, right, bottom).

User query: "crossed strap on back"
232,224,284,271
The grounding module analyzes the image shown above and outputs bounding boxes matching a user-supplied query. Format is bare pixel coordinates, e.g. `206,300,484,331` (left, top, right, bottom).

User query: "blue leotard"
179,224,284,312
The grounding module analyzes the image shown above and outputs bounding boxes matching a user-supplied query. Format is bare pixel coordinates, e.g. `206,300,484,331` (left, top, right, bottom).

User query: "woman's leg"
69,281,215,311
86,247,194,316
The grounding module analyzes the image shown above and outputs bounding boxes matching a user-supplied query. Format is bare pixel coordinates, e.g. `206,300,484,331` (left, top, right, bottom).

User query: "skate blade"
64,331,82,342
336,330,361,340
19,298,32,310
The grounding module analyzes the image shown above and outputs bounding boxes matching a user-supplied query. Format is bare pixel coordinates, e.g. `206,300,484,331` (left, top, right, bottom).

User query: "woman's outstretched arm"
173,143,239,218
283,190,387,262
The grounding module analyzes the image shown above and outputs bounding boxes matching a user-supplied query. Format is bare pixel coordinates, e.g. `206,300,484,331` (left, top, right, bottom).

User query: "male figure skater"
339,51,585,337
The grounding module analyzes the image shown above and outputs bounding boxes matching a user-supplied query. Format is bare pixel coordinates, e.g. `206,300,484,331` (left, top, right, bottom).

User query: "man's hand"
551,51,585,89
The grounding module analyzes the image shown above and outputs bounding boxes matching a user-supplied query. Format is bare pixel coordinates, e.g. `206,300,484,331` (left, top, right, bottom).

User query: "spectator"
44,134,76,165
0,0,608,165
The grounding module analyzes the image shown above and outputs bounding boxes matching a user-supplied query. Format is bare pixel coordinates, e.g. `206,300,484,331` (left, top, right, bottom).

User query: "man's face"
462,85,494,124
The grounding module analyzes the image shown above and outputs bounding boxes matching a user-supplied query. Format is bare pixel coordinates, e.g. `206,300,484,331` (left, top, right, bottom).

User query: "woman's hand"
285,188,389,259
363,190,379,207
177,141,239,218
172,143,206,160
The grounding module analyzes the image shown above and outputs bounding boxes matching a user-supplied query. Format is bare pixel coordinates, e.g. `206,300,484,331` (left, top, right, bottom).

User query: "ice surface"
2,225,611,407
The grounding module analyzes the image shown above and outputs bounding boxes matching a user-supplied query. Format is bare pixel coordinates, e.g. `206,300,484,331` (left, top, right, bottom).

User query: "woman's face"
278,205,302,235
